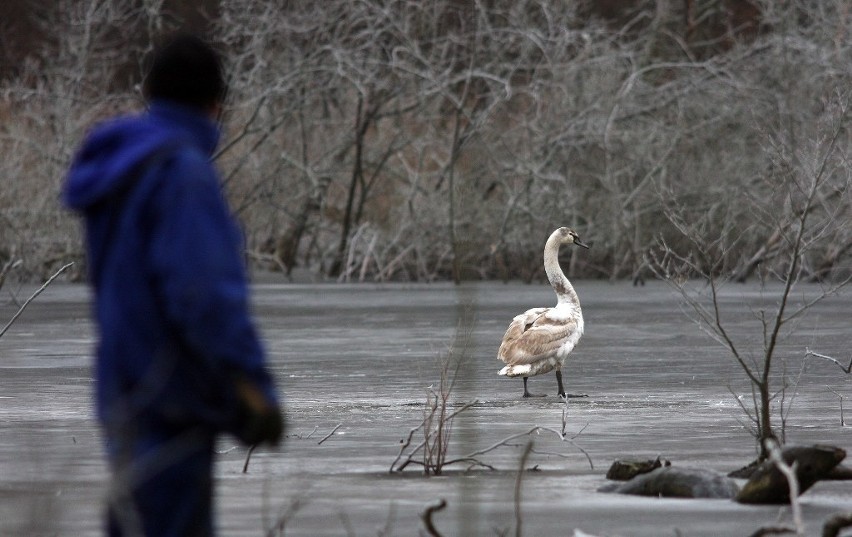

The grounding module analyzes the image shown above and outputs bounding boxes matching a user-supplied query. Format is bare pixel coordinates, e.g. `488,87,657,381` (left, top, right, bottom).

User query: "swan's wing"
498,308,548,353
498,307,582,366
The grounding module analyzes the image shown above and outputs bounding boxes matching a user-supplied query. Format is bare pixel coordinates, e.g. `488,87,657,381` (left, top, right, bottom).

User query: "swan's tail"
498,364,532,377
499,359,559,378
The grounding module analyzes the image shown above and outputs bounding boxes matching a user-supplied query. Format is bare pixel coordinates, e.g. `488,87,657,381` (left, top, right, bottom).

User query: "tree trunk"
275,179,328,277
448,111,462,285
330,96,370,277
757,382,777,460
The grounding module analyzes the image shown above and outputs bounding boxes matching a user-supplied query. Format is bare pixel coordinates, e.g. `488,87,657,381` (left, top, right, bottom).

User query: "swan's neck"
543,236,580,307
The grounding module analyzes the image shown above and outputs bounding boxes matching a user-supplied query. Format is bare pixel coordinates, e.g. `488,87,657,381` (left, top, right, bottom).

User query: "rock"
599,467,740,499
605,457,670,481
735,444,846,505
825,464,852,480
728,459,760,479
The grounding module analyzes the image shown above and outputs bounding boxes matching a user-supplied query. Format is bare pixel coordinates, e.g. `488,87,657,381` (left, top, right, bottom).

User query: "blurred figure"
63,34,283,536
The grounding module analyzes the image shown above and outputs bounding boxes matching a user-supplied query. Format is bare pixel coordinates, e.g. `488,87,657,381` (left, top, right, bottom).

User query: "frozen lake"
1,279,850,536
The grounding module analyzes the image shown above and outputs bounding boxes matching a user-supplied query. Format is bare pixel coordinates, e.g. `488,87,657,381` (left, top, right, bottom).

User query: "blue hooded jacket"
63,101,278,437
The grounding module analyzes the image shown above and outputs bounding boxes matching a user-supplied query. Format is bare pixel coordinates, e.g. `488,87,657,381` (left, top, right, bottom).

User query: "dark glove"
233,377,285,446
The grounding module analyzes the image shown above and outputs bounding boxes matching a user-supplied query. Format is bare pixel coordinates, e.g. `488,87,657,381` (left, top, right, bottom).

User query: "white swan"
498,227,589,398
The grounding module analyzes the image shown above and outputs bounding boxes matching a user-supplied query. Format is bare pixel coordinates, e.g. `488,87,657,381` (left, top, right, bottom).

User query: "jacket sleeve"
147,149,278,405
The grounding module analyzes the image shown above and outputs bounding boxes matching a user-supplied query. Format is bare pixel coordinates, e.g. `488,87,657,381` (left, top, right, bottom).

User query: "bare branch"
748,527,797,537
804,348,852,374
0,262,73,340
513,441,533,537
317,423,343,445
445,425,594,471
826,387,846,427
242,445,256,474
420,498,446,537
389,400,478,474
764,439,803,535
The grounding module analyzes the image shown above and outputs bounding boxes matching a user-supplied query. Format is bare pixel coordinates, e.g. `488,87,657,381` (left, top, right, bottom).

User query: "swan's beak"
574,237,590,249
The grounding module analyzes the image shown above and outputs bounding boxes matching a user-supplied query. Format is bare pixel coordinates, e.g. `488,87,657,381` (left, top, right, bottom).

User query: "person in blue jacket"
62,34,283,536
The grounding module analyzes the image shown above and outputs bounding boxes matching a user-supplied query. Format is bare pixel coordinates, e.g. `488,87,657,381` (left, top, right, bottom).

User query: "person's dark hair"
143,33,226,110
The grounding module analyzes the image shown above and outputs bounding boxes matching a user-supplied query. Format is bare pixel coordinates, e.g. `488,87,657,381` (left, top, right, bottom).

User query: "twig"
525,446,580,460
425,425,593,472
748,527,797,537
570,422,591,440
457,427,546,460
281,425,320,440
765,439,803,535
420,498,446,537
242,444,257,473
400,457,497,472
827,387,845,426
389,421,428,473
317,423,342,445
265,495,307,537
0,258,22,290
805,348,852,374
0,262,73,339
514,441,533,537
390,400,478,473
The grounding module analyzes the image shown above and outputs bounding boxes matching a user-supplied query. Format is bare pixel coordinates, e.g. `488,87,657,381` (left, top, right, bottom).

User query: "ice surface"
1,280,849,536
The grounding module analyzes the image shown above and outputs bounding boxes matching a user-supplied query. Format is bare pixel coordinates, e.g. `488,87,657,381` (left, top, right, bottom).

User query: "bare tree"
651,88,852,459
0,1,157,281
4,1,852,284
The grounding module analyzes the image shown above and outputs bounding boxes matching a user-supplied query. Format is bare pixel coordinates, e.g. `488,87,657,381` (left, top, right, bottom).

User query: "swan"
498,227,589,398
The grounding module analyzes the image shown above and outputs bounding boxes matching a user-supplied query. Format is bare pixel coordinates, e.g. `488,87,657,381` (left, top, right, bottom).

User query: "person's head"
143,33,226,114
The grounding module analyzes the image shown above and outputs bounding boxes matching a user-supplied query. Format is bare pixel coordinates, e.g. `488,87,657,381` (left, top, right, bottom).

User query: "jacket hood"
63,101,220,211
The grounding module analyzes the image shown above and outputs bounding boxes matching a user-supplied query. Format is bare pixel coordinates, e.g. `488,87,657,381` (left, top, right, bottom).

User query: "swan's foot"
555,371,587,399
522,377,546,398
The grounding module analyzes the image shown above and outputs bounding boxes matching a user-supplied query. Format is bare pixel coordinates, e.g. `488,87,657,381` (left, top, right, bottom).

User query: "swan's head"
554,227,590,249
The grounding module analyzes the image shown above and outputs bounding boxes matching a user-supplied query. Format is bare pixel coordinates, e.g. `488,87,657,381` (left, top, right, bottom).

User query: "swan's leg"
522,377,546,398
556,370,588,398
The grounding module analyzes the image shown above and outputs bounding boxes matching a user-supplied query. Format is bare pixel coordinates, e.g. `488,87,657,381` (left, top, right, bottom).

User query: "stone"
735,444,846,504
599,467,740,499
825,464,852,480
605,457,670,481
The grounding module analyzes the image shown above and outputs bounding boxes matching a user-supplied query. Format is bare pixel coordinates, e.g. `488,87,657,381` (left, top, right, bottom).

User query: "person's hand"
234,377,285,446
